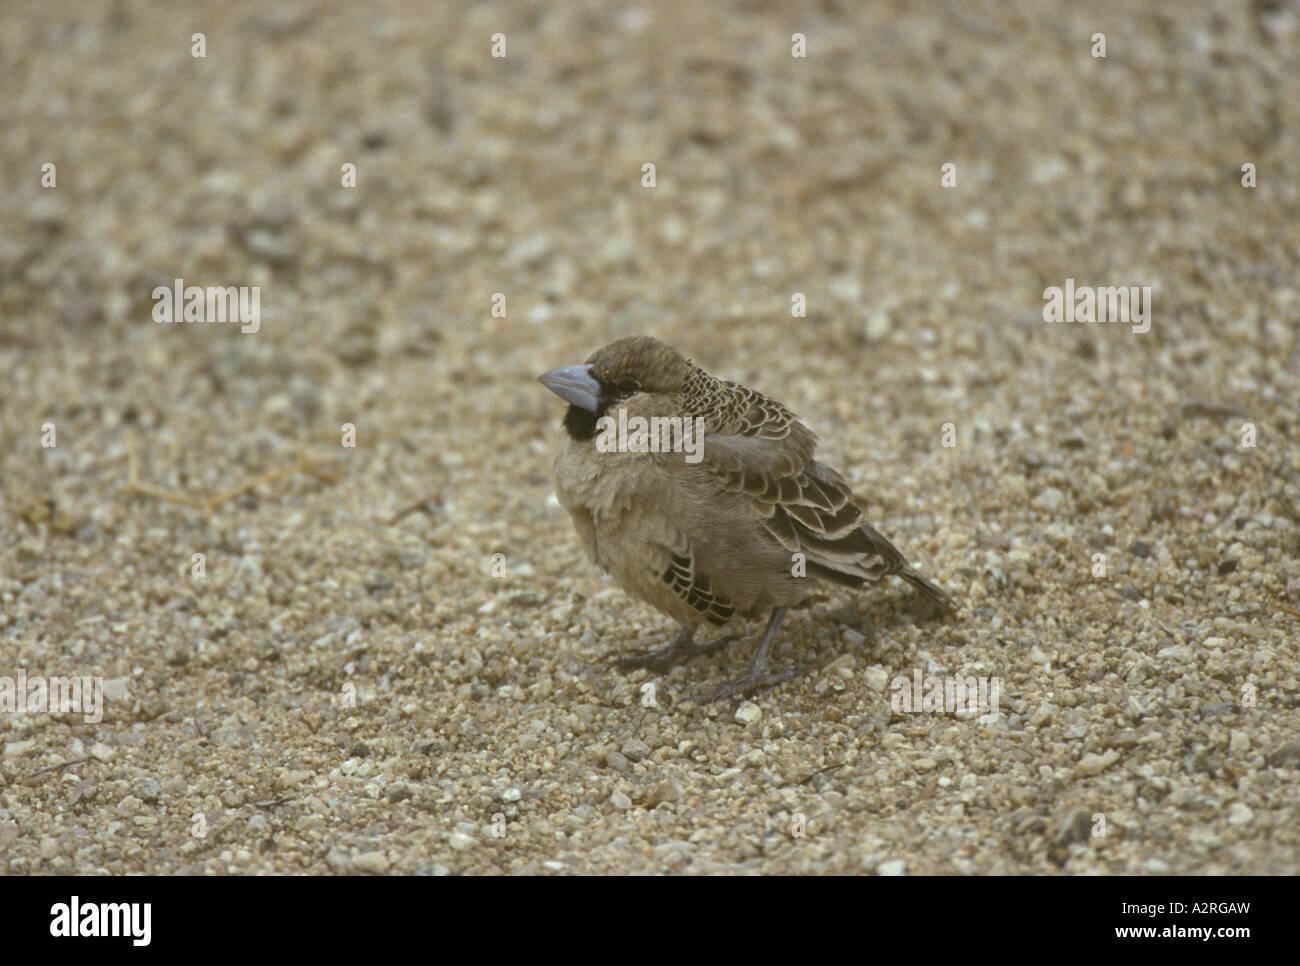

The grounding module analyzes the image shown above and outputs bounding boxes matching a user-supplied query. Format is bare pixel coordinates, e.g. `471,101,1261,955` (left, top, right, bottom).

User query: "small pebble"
447,832,475,851
353,851,389,874
1035,487,1066,512
1074,750,1120,778
734,702,762,725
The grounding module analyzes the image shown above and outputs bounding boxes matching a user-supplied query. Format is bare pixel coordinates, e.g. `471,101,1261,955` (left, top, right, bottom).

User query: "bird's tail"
900,565,958,611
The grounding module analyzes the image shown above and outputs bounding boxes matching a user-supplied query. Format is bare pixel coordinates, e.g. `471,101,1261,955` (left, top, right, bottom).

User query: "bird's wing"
609,476,738,626
700,416,908,585
661,548,735,626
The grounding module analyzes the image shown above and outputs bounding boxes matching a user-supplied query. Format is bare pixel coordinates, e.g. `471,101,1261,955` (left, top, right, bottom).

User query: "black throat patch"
563,403,600,440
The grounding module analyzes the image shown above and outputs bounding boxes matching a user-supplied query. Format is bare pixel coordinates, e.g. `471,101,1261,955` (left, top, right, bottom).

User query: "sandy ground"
2,0,1298,875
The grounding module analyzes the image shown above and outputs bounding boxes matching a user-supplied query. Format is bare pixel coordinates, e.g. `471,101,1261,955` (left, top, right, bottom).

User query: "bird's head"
539,336,692,440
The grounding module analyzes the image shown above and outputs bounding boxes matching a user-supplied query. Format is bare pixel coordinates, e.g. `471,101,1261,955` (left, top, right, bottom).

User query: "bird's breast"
552,440,660,568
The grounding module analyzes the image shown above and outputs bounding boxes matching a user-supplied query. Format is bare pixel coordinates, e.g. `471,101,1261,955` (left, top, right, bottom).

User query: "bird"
539,335,956,701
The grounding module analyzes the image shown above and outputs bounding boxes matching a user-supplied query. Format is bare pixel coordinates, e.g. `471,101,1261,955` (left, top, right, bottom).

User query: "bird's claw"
690,665,808,703
613,634,737,672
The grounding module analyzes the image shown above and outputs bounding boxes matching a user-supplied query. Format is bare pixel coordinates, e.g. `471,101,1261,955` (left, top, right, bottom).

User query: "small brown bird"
540,336,955,701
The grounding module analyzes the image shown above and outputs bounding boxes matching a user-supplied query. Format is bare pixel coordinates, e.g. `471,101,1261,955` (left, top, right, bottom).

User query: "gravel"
1,0,1297,875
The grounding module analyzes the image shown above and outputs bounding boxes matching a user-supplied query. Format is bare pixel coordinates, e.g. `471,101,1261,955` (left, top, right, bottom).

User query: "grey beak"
539,363,601,413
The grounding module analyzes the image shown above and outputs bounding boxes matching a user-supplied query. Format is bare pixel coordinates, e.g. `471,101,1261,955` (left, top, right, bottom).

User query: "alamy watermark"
595,407,706,464
1043,278,1151,334
50,896,151,946
890,669,1001,723
152,277,260,333
0,671,103,723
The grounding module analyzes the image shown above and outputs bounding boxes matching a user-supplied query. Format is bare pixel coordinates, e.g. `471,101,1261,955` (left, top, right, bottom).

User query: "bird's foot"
690,665,808,703
612,630,737,673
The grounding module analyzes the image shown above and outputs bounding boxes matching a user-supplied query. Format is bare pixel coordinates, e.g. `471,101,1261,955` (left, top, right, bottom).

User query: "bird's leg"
691,607,807,702
613,625,695,671
614,625,736,672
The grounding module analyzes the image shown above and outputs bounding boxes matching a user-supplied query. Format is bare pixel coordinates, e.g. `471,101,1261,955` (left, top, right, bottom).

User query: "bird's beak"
539,363,601,413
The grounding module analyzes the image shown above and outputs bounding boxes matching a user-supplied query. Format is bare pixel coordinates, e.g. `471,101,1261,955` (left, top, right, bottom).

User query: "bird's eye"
612,379,641,396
